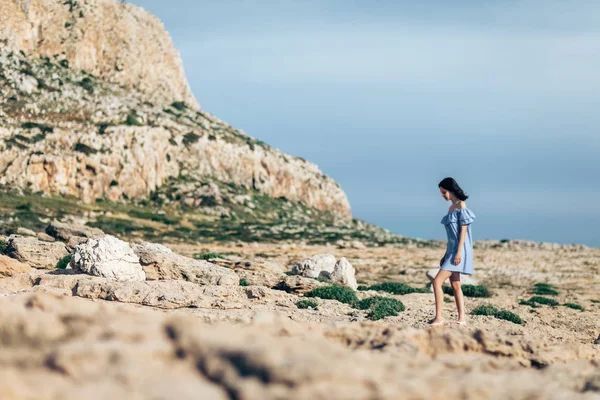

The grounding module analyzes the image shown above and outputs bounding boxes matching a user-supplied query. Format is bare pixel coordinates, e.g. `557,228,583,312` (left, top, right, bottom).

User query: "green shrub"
171,101,187,111
80,77,95,93
519,299,538,308
0,240,7,254
56,255,72,269
74,142,96,155
591,300,600,304
494,310,523,324
563,303,584,311
354,296,405,320
472,304,522,324
21,122,53,133
125,113,143,126
194,252,221,260
531,283,559,296
296,299,318,309
183,132,201,146
363,282,429,295
357,285,369,291
528,296,559,306
444,284,491,298
16,202,31,211
471,304,499,316
304,285,359,305
239,278,249,286
365,297,405,321
444,296,453,303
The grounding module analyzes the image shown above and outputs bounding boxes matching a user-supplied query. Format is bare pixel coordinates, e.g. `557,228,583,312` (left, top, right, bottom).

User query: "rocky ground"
0,222,598,400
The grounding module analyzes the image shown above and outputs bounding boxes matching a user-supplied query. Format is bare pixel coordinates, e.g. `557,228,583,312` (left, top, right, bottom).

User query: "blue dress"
440,208,476,275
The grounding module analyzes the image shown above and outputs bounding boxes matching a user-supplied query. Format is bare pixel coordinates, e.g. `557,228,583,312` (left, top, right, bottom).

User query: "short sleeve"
458,209,476,225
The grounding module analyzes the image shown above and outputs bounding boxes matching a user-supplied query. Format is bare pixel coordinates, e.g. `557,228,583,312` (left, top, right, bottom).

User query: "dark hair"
438,177,469,201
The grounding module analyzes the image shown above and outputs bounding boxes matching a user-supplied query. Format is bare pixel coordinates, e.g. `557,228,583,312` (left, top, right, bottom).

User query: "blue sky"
131,0,600,246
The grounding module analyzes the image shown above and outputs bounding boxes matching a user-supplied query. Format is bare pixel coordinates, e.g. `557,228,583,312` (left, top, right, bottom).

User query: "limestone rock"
132,242,237,286
46,220,104,242
0,0,198,108
230,260,286,287
6,237,69,269
330,257,358,290
74,279,243,309
36,232,56,242
66,236,89,249
16,227,36,237
0,18,352,218
273,275,326,294
292,254,336,279
72,236,145,282
0,255,31,277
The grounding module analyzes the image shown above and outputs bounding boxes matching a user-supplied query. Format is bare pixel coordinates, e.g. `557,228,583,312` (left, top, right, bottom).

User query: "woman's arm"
453,225,468,265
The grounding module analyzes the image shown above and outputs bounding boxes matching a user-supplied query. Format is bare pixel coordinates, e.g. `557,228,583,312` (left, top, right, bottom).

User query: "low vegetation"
194,252,223,260
304,285,358,305
296,299,318,309
472,304,499,316
355,296,405,321
494,310,523,324
522,296,559,307
305,286,406,321
56,255,72,269
239,278,249,286
472,304,522,324
443,284,491,298
359,282,429,295
563,303,584,311
530,283,559,296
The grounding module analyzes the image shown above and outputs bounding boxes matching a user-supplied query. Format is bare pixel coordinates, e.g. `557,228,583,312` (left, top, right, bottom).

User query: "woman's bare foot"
428,318,446,327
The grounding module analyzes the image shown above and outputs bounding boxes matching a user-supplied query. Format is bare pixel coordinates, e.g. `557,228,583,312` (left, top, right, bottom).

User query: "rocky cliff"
0,0,352,220
1,0,197,107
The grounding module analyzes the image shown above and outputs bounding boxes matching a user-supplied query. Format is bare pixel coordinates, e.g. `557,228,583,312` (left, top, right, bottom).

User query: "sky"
131,0,600,247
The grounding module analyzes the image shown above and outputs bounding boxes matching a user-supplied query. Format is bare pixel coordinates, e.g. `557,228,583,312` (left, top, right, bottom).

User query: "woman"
429,177,476,327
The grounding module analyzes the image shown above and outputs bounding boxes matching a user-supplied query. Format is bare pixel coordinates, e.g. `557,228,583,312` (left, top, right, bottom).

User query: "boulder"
74,279,244,310
16,227,36,237
131,242,238,286
6,237,69,269
291,254,336,279
330,257,358,290
0,255,32,278
46,220,104,242
36,232,56,242
71,235,145,282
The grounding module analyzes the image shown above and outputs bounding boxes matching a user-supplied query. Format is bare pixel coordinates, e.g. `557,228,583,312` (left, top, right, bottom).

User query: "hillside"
0,0,414,246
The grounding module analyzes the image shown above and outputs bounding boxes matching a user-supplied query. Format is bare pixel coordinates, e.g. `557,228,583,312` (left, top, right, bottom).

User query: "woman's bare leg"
450,272,465,322
431,270,453,323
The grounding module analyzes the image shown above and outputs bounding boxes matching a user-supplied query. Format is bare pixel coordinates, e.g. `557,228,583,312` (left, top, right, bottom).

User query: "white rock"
292,254,336,279
131,242,173,264
71,235,145,282
17,75,38,93
330,257,358,290
16,227,36,237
